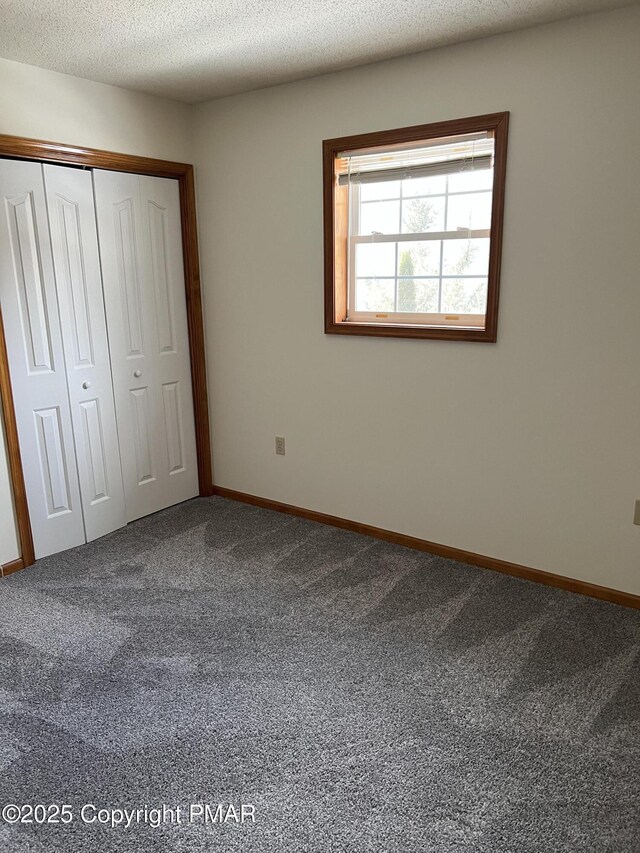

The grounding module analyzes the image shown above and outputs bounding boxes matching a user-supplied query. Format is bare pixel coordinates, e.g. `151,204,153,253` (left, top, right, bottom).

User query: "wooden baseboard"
3,489,637,609
212,486,640,610
1,557,25,577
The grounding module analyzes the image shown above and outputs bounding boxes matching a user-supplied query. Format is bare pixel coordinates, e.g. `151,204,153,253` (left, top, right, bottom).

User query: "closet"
0,159,199,559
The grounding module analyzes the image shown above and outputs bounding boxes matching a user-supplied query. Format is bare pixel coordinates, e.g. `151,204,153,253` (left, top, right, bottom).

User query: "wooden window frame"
0,133,213,574
323,112,509,342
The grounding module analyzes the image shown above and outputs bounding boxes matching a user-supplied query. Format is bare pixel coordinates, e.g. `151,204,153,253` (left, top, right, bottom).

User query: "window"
323,113,509,341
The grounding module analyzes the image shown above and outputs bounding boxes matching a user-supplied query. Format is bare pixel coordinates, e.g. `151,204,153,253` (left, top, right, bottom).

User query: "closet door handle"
82,381,91,390
133,369,142,378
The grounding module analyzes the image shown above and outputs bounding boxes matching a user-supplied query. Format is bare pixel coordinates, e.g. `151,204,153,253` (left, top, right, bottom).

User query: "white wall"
0,58,194,564
0,58,193,162
193,7,640,595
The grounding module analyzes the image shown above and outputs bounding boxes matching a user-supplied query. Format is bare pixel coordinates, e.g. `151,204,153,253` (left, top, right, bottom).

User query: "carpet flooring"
0,496,638,852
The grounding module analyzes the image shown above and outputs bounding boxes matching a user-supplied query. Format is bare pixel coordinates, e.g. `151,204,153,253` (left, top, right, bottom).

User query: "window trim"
323,112,509,342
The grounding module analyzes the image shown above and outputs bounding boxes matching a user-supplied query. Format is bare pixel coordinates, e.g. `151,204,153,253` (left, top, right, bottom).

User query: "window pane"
401,196,445,233
441,278,488,314
397,242,441,276
355,242,395,278
359,180,401,201
446,192,492,231
448,168,493,193
397,278,439,313
355,278,395,312
402,174,446,197
442,238,489,276
359,200,400,235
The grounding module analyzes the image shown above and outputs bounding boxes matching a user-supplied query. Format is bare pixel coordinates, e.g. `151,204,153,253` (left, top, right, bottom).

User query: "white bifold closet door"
93,170,198,523
43,165,127,543
0,160,126,557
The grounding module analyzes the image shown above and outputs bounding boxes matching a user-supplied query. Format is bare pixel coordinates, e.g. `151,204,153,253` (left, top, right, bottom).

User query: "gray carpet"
0,496,638,852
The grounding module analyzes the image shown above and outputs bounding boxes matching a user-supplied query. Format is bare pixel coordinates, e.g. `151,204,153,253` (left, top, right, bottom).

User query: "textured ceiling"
0,0,631,103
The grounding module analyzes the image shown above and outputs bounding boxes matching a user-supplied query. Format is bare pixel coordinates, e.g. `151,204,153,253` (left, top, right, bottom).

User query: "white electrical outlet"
634,500,640,526
275,436,285,456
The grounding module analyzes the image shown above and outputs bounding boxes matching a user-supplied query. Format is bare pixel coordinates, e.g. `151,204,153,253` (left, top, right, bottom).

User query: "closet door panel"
43,164,126,542
93,170,166,522
0,159,85,558
140,176,198,506
94,170,198,522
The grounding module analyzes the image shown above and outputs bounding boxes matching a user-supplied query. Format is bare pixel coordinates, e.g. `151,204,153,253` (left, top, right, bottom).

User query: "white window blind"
338,131,494,186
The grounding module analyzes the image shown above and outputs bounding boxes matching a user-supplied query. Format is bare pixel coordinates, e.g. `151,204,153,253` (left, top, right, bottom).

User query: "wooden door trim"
0,307,35,567
0,133,213,571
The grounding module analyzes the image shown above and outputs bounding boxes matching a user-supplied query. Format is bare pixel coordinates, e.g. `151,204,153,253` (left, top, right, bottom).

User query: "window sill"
324,320,497,342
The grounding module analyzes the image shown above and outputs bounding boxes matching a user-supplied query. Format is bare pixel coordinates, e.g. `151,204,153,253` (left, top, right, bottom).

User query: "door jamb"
0,133,213,573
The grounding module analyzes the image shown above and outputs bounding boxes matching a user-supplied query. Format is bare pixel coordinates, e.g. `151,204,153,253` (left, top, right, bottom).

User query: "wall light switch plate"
275,436,285,456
